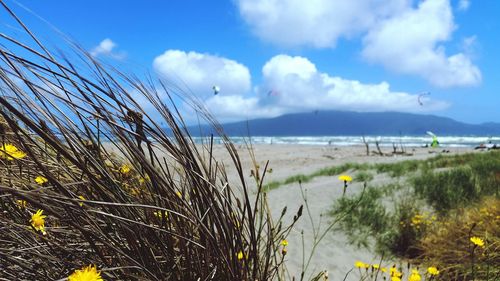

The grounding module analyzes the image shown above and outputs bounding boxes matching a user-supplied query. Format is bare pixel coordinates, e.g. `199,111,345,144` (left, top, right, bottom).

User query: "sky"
2,0,500,124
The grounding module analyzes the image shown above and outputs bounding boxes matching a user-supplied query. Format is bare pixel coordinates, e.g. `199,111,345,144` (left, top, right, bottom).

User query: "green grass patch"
330,187,389,249
374,159,420,177
354,170,374,182
265,151,500,191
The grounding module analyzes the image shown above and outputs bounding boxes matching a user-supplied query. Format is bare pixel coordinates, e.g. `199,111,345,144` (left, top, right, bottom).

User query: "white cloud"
237,0,407,48
236,0,481,88
458,0,470,11
91,38,125,59
259,55,448,111
153,50,251,99
203,55,449,121
361,0,481,87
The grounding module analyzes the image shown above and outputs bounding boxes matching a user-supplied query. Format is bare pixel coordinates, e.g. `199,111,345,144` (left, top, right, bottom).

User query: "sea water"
191,135,500,148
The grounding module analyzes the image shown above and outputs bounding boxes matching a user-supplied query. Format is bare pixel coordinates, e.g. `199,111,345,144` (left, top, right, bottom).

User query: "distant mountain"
189,111,500,136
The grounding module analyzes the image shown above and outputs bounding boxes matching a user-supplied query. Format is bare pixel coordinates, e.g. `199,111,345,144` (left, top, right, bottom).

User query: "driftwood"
362,136,369,156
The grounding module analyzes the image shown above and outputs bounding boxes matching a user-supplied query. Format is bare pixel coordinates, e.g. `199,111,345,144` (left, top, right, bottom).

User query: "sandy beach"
210,144,474,280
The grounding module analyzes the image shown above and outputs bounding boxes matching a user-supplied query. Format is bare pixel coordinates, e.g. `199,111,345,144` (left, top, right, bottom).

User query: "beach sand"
210,144,473,280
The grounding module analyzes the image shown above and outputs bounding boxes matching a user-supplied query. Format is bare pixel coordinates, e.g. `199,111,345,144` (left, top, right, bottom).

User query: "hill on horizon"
189,111,500,136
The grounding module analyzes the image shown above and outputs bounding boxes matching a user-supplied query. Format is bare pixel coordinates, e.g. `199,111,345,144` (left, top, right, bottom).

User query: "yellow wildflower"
390,266,402,278
338,175,352,182
16,199,27,209
176,191,182,198
411,214,424,226
154,210,168,219
427,266,439,276
30,209,46,234
372,264,380,270
355,261,369,269
409,269,421,281
0,144,26,160
381,267,387,273
138,174,150,184
68,265,103,281
237,251,244,260
119,164,131,174
281,239,288,247
35,176,48,185
391,277,401,281
78,195,86,207
470,236,485,248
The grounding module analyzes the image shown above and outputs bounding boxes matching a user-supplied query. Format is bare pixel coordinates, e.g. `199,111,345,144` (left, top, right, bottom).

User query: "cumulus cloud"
151,49,449,122
257,55,448,112
153,50,251,99
236,0,481,88
458,0,470,11
203,55,449,121
91,38,125,59
237,0,407,48
362,0,481,87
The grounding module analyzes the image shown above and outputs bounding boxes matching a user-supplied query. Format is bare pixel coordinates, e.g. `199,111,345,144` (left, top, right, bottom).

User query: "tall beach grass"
0,3,302,280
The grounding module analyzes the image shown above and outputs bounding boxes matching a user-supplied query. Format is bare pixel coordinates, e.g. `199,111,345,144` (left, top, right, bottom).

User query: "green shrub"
383,198,424,258
330,187,388,248
413,167,478,214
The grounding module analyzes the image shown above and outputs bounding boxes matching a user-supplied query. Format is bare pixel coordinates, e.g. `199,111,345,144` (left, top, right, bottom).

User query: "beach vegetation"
264,150,500,190
68,265,103,281
354,170,374,182
0,5,302,279
331,151,500,280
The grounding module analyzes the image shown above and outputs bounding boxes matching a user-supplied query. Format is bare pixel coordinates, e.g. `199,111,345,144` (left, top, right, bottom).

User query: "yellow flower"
237,251,244,260
30,209,46,234
390,266,402,278
16,200,27,209
154,210,168,219
391,277,401,281
282,247,287,255
138,174,150,184
470,236,485,247
372,264,380,270
119,164,131,174
411,214,424,226
35,176,48,185
338,175,352,182
0,144,26,160
281,239,289,246
355,261,369,269
68,265,103,281
381,267,387,273
176,191,182,198
409,269,421,281
78,195,86,207
427,266,439,276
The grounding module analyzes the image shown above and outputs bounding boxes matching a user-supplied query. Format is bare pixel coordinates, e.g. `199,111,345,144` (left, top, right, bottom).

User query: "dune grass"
264,162,370,191
265,150,499,191
0,4,304,280
331,150,500,279
417,197,500,280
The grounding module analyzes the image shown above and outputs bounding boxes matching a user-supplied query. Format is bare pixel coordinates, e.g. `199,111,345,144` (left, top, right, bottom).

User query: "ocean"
192,135,500,148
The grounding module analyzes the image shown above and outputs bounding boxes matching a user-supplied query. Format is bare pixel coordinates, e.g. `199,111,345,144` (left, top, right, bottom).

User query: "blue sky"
3,0,500,124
